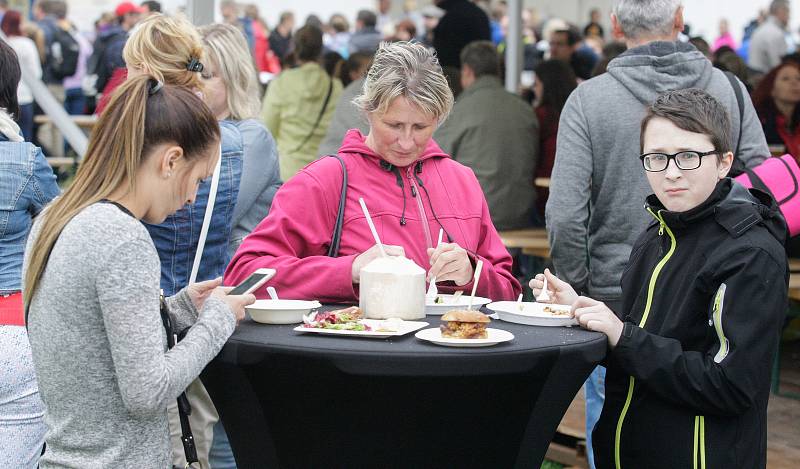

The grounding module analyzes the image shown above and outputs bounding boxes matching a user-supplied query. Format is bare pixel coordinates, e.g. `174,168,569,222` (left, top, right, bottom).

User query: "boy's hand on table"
572,296,624,348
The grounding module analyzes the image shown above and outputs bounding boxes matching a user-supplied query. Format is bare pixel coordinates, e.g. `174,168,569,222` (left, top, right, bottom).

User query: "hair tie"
148,79,164,95
187,57,204,73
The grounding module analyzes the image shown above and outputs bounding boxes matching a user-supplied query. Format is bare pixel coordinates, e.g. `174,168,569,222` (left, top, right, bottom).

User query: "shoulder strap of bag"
292,77,334,153
189,143,223,284
326,154,347,257
724,71,745,158
159,292,199,467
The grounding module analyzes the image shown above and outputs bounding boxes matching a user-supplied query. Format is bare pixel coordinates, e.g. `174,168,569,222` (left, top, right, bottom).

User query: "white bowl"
424,294,492,315
246,299,321,324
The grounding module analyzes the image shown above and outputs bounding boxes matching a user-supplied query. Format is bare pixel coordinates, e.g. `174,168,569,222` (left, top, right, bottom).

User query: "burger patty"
439,321,488,339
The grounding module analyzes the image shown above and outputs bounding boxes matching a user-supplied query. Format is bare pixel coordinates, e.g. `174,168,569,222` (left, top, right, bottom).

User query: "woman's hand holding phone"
187,277,255,323
212,287,255,323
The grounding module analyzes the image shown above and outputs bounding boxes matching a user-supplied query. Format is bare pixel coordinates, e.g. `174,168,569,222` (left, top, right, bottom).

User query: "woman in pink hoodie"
226,41,520,303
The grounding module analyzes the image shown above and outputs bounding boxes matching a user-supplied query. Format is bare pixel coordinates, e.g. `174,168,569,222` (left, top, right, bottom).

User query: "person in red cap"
85,1,142,112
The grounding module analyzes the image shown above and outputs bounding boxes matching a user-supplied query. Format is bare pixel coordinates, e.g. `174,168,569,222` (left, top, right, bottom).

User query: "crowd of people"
0,0,795,468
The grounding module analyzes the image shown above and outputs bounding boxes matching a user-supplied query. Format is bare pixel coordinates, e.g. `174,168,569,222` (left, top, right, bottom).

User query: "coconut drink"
359,256,426,319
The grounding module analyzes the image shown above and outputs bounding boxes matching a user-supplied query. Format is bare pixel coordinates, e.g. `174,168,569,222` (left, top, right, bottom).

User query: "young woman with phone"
22,76,255,468
121,15,274,467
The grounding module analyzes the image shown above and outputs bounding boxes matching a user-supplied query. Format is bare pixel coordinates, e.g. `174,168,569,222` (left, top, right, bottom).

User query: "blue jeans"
208,421,237,468
585,365,606,469
18,103,34,142
63,88,86,154
63,88,86,115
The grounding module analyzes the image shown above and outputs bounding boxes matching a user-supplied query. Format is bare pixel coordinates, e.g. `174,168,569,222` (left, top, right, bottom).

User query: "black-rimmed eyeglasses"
639,150,717,172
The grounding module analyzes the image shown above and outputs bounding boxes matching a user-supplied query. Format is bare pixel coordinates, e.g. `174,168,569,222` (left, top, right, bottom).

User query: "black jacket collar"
645,178,787,243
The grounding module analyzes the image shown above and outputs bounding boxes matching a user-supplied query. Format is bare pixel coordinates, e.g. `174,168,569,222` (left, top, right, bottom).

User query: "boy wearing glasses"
531,88,788,468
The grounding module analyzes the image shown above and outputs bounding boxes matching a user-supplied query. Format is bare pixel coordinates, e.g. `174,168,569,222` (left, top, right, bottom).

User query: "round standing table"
202,308,606,469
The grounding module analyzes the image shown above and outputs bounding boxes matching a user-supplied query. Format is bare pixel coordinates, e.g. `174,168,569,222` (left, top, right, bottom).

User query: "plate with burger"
414,309,514,347
487,301,577,327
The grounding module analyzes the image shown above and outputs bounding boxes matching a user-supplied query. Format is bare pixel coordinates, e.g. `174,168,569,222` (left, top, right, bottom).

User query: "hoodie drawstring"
388,165,408,226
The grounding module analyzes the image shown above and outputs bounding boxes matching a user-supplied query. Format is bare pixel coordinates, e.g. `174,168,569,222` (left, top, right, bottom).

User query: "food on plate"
543,305,573,317
439,309,490,339
434,296,444,304
303,307,371,331
374,318,405,332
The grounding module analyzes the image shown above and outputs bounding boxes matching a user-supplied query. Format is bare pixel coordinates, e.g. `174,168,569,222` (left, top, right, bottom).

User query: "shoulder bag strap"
292,76,334,153
326,154,347,257
159,292,199,467
189,143,222,284
724,71,745,158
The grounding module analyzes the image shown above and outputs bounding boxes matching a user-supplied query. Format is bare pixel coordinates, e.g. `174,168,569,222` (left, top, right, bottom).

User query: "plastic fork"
426,228,445,300
536,274,551,302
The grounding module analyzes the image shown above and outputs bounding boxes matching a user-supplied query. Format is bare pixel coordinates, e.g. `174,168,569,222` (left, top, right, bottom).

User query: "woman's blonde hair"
23,76,220,312
198,23,261,120
123,13,204,89
353,41,453,123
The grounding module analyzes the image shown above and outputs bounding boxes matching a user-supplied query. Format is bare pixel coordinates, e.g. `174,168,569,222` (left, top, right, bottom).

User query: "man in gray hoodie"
545,1,768,467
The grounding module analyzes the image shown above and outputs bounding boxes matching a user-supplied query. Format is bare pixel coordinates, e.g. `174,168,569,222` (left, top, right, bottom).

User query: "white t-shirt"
7,36,42,105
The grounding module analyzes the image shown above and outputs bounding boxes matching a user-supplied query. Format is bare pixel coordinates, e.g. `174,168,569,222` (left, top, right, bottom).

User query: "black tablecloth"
202,308,606,469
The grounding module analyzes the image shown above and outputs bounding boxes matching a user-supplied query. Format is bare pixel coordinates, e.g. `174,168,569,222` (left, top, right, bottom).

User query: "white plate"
487,301,577,327
293,319,429,339
425,294,492,315
247,300,322,324
414,327,514,347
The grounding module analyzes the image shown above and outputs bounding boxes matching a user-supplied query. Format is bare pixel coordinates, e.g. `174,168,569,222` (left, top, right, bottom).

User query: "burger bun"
441,309,491,323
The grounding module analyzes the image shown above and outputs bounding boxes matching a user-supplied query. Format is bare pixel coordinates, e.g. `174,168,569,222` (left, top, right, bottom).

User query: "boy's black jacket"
593,179,788,469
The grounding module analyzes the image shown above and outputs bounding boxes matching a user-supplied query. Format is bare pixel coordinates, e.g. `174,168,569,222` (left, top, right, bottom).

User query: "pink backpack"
734,154,800,236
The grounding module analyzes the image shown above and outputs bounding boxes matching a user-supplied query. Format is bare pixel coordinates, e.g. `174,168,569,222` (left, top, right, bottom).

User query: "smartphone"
228,268,276,296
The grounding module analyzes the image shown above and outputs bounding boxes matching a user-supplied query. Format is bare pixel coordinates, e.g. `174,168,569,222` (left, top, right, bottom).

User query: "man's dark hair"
460,40,500,78
279,11,294,25
554,28,581,46
357,10,377,29
141,1,161,13
36,0,56,15
293,25,323,62
50,0,67,19
0,39,21,119
640,88,732,155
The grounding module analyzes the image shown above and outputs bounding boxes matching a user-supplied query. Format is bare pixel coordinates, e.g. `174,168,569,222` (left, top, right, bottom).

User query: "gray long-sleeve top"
24,203,236,468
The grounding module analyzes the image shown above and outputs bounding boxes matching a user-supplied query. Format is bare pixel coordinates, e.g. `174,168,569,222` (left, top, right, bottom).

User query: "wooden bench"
34,114,97,158
789,258,800,273
46,156,77,169
34,114,98,129
790,273,800,302
498,228,550,258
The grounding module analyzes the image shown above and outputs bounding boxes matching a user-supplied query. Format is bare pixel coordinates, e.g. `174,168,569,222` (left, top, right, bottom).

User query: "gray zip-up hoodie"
546,41,768,301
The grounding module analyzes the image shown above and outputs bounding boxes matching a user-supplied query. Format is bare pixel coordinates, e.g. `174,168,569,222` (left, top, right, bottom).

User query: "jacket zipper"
614,208,677,469
693,415,706,469
407,167,433,248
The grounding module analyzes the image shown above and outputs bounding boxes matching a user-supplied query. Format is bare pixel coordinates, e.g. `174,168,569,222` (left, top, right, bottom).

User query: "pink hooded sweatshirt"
225,129,520,303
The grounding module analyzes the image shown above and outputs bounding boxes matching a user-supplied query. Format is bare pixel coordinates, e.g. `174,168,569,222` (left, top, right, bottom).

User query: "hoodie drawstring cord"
389,166,408,226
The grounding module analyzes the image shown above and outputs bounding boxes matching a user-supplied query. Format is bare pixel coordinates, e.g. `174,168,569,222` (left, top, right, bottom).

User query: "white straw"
359,198,387,257
467,260,484,310
436,228,444,247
